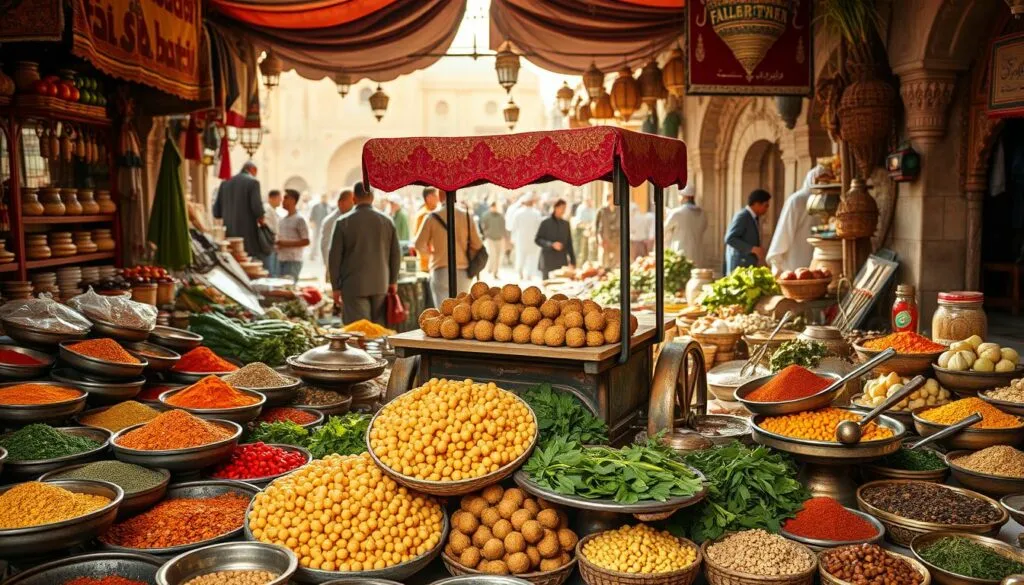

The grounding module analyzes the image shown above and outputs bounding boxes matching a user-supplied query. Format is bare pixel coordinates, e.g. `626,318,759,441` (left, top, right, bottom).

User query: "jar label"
894,310,912,329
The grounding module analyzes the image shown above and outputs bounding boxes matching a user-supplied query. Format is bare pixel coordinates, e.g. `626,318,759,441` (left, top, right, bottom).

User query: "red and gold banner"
686,0,812,96
989,32,1024,119
71,0,203,101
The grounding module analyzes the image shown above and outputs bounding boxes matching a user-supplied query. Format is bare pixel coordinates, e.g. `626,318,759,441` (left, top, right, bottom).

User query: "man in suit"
724,189,772,274
212,161,265,259
328,182,401,325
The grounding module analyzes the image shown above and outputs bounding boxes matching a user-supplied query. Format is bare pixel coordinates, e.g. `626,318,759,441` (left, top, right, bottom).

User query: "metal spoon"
836,375,926,444
1001,575,1024,585
740,311,793,377
906,412,984,449
807,347,898,402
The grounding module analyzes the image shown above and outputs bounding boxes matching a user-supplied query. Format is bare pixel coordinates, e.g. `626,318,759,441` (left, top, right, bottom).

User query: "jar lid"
938,291,984,303
292,333,381,369
896,284,915,295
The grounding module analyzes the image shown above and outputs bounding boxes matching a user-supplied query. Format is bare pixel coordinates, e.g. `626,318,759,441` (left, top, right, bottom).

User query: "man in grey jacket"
328,183,401,325
213,161,265,259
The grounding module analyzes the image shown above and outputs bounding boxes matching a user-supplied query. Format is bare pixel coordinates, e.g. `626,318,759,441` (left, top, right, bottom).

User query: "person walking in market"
413,187,441,273
479,200,507,280
276,190,311,282
329,182,401,325
213,160,265,260
262,189,282,276
414,191,484,302
388,194,411,242
629,202,654,262
766,165,825,274
320,188,355,281
595,191,620,269
308,192,331,263
725,189,772,274
508,195,543,280
665,182,708,267
572,196,595,266
535,199,576,279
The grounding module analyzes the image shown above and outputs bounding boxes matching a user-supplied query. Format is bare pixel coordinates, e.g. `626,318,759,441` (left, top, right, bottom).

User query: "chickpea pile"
758,408,894,442
182,570,278,585
418,282,639,348
248,453,444,572
582,524,696,574
446,485,577,575
369,378,536,482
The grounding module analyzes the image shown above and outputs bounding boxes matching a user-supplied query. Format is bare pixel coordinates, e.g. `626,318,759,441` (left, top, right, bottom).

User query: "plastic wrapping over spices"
0,293,92,333
68,288,158,330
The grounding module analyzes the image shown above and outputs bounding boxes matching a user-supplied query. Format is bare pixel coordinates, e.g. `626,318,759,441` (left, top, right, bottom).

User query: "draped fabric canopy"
489,0,685,74
208,0,466,82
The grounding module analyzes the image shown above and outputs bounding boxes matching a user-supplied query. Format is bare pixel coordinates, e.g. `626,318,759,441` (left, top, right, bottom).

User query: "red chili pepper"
210,442,306,479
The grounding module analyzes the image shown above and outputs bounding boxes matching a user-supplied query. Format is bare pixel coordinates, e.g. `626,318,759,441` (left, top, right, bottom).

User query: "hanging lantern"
495,41,520,93
576,99,592,126
638,59,665,109
555,82,575,117
775,96,803,129
705,0,789,80
662,47,686,97
590,91,614,123
239,126,264,157
333,72,352,98
582,62,605,101
503,98,520,131
1006,0,1024,17
567,106,581,129
886,141,921,182
610,66,640,122
369,84,390,121
226,125,238,148
259,50,283,90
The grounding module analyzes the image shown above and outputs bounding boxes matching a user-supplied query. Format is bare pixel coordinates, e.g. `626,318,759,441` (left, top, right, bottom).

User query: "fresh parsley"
769,339,829,372
246,420,309,447
306,413,371,458
521,383,608,447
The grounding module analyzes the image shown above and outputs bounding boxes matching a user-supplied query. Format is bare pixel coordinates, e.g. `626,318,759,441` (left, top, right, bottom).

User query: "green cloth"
147,136,193,269
393,208,410,241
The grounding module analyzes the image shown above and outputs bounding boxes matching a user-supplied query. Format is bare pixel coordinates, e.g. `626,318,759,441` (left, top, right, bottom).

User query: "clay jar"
21,188,44,216
39,187,65,216
13,61,40,93
72,231,98,254
48,232,77,257
92,229,115,251
78,189,100,215
95,190,116,214
0,239,15,264
61,188,82,216
26,234,51,260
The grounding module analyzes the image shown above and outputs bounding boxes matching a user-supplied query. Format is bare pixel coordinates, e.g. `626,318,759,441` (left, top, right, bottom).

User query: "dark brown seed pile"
861,482,1001,525
821,544,923,585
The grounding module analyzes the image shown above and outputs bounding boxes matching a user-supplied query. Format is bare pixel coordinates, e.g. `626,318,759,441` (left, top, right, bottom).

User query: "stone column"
964,189,985,291
897,68,957,145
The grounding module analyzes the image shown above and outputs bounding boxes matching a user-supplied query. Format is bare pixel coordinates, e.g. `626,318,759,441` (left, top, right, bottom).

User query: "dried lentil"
821,544,922,585
951,445,1024,478
918,397,1022,429
100,492,250,549
860,482,1001,525
0,424,100,461
51,461,165,494
79,400,159,432
222,363,294,388
705,529,814,576
182,571,277,585
0,482,110,529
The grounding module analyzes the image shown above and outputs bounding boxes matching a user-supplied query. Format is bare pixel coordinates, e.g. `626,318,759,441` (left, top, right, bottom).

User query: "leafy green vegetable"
590,249,693,305
521,384,608,447
700,266,780,313
306,414,370,458
669,442,809,542
247,420,309,446
769,340,829,372
189,313,316,367
522,435,703,504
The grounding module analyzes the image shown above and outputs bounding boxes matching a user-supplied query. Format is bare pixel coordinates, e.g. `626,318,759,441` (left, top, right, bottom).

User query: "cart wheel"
385,356,419,403
647,339,708,438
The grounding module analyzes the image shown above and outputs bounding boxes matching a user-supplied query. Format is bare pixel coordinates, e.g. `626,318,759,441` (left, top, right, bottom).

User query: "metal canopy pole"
614,160,631,365
654,185,665,343
445,190,458,298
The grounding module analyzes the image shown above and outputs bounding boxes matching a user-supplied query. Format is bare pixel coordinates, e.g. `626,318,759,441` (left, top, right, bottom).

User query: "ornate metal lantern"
662,47,685,97
775,96,803,129
582,62,605,101
610,66,641,122
239,126,263,157
369,85,389,121
259,50,283,90
638,59,665,108
495,41,521,93
886,142,921,182
590,91,614,123
576,99,592,126
503,97,520,130
556,82,575,116
333,72,352,98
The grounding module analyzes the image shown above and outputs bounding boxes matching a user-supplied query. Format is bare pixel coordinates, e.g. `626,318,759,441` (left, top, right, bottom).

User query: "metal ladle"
905,412,984,449
836,375,927,444
740,310,793,377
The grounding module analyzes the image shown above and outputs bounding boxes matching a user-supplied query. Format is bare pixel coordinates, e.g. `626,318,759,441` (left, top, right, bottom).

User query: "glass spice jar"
891,284,919,333
931,291,987,345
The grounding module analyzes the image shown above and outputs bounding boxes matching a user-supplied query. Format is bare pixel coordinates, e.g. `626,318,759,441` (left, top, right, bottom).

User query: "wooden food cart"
361,127,691,445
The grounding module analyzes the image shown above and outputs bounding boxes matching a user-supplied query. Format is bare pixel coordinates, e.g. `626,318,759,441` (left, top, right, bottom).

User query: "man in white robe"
766,165,826,273
665,183,708,267
509,196,543,279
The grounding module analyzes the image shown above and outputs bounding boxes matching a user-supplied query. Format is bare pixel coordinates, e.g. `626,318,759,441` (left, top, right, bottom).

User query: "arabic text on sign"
79,0,198,75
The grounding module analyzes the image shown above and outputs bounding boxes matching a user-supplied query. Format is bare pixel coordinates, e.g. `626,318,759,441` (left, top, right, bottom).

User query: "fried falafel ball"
630,314,639,335
530,324,549,345
586,330,606,347
521,286,544,307
550,293,569,302
461,321,478,340
520,306,542,327
493,323,513,342
561,299,583,314
471,281,491,299
474,320,495,341
584,310,607,332
565,327,586,348
452,303,472,325
562,311,584,329
539,300,561,320
512,324,532,344
603,320,622,343
582,300,602,315
498,304,521,326
501,284,522,304
423,317,443,338
544,324,567,347
440,298,458,316
441,317,461,340
419,308,441,328
478,300,499,322
489,286,502,296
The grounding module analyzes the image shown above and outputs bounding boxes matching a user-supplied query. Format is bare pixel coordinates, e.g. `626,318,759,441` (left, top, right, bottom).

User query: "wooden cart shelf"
21,215,115,225
0,263,18,273
11,95,110,126
24,251,114,270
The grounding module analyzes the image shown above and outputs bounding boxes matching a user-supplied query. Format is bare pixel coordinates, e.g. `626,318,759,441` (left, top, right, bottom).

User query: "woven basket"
699,343,718,365
701,539,816,585
692,331,741,353
777,278,830,302
576,532,702,585
442,552,576,585
817,549,930,585
835,179,879,239
837,74,897,178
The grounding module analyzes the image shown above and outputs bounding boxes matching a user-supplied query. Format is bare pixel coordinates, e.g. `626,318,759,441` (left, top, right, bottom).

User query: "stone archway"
283,176,310,196
326,137,369,193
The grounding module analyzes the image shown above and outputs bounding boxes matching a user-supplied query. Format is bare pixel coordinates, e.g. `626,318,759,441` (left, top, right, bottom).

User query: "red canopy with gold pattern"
361,126,687,192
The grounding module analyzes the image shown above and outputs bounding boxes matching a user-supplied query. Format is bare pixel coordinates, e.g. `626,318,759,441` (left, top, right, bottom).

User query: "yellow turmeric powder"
918,397,1022,429
0,482,109,529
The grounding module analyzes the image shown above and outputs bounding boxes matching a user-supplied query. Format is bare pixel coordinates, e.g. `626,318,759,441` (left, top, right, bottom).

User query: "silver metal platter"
512,469,707,514
287,356,388,386
293,393,353,417
1,551,163,585
780,506,885,551
0,345,55,379
51,368,145,403
0,380,88,425
111,419,242,471
2,426,111,480
0,479,123,556
734,371,845,415
2,318,90,347
157,542,298,585
750,410,905,464
125,341,181,372
149,325,203,352
59,340,149,378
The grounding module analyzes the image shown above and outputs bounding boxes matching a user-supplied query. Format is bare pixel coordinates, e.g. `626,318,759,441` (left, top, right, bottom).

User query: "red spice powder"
783,497,878,541
172,347,237,373
258,407,318,425
0,348,43,366
746,365,832,402
65,578,148,585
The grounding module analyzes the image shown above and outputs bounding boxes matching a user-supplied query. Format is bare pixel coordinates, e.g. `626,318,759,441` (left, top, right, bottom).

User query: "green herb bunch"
769,340,829,372
671,442,809,542
307,413,370,458
523,435,703,504
246,420,309,446
919,536,1024,580
701,266,780,313
521,384,608,447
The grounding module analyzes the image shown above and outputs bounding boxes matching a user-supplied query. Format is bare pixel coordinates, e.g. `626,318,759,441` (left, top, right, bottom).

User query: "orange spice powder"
67,338,140,364
165,376,259,409
116,410,232,450
0,383,82,405
863,332,945,354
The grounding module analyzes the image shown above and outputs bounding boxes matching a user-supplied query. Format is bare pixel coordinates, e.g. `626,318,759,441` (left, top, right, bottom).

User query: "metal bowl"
111,419,242,471
244,506,449,584
237,376,302,407
39,462,171,517
848,393,914,426
911,531,1024,585
0,479,123,556
707,360,768,402
979,388,1024,416
76,403,163,433
945,450,1024,496
1001,493,1024,526
125,342,181,372
932,364,1024,396
156,541,298,585
149,325,203,352
158,386,265,424
0,345,55,379
206,444,311,488
51,368,145,404
734,371,844,415
254,406,324,430
860,440,950,483
287,356,388,387
294,393,353,417
431,578,531,585
911,405,1024,450
750,411,906,464
1,551,163,585
91,318,153,342
514,468,707,515
819,548,929,585
856,480,1008,547
0,380,88,425
101,480,259,557
690,414,751,445
0,445,6,476
320,580,404,585
781,506,885,551
169,370,234,384
2,426,111,480
2,318,90,347
59,340,149,378
854,340,943,376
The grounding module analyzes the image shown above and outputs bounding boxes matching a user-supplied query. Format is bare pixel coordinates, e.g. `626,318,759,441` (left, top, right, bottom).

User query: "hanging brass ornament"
582,62,606,101
590,91,614,123
495,41,521,93
369,85,390,121
576,99,592,126
555,82,575,117
638,59,665,108
610,66,641,122
259,50,283,90
503,97,520,131
662,47,686,97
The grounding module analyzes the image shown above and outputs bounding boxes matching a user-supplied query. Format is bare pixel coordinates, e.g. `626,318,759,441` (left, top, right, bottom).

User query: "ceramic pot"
78,189,99,214
0,239,15,264
72,232,97,254
39,187,65,215
92,229,115,252
21,188,44,216
13,61,40,93
96,190,116,214
50,242,77,257
798,325,851,358
61,188,82,216
26,235,51,260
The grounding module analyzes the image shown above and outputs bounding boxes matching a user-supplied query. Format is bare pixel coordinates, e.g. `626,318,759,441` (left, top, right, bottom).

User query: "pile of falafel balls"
418,282,639,348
